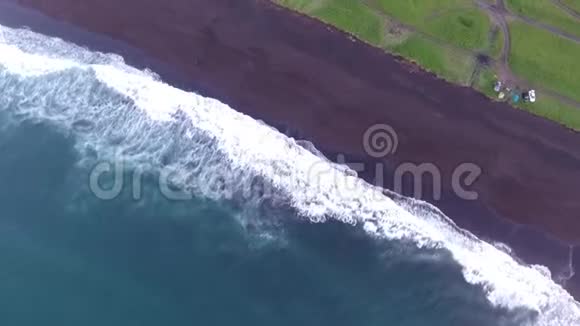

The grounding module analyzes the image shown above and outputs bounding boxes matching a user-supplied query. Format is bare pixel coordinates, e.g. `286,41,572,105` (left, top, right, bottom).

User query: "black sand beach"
3,0,580,297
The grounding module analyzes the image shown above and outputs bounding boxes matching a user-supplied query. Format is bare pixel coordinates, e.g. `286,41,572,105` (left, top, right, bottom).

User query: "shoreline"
3,0,580,298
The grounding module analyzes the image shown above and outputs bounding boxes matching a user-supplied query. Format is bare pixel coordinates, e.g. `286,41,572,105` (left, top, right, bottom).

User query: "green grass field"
375,0,469,26
311,0,384,44
391,35,475,84
474,67,497,98
509,21,580,103
277,0,384,44
374,1,491,51
421,9,491,50
506,0,580,37
274,0,580,131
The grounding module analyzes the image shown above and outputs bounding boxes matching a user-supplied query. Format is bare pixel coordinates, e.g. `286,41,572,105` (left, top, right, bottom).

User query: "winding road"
514,13,580,44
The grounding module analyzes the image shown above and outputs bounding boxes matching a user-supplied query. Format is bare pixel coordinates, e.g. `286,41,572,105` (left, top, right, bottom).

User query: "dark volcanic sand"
3,0,580,296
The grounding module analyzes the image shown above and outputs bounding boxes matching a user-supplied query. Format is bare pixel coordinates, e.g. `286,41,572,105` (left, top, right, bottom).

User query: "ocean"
0,22,578,326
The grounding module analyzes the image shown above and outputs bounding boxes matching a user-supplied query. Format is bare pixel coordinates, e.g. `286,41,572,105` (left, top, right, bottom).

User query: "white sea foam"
1,24,579,325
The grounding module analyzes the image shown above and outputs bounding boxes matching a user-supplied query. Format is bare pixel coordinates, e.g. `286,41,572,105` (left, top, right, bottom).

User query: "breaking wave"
0,24,579,325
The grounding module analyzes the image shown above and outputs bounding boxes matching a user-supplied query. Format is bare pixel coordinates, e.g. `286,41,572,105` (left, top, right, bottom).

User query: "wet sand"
4,0,580,296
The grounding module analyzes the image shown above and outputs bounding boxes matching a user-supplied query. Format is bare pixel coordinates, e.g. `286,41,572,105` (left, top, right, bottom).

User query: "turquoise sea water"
0,118,519,326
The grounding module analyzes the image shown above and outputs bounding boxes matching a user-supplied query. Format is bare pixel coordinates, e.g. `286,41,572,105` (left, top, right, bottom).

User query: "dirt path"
491,0,580,43
514,13,580,44
474,0,514,84
553,0,580,22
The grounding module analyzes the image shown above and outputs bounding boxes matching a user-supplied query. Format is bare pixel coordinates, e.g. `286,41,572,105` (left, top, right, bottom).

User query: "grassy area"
474,67,498,98
374,1,491,51
509,20,580,103
422,9,491,50
311,0,384,44
506,0,580,37
390,35,475,84
276,0,322,11
375,0,469,26
277,0,385,44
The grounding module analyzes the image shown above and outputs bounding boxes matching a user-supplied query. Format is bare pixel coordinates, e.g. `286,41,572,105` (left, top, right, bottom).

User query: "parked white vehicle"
494,81,502,92
522,89,536,103
528,89,536,103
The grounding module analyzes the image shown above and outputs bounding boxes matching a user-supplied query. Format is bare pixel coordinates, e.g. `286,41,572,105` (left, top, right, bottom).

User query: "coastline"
3,0,580,298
